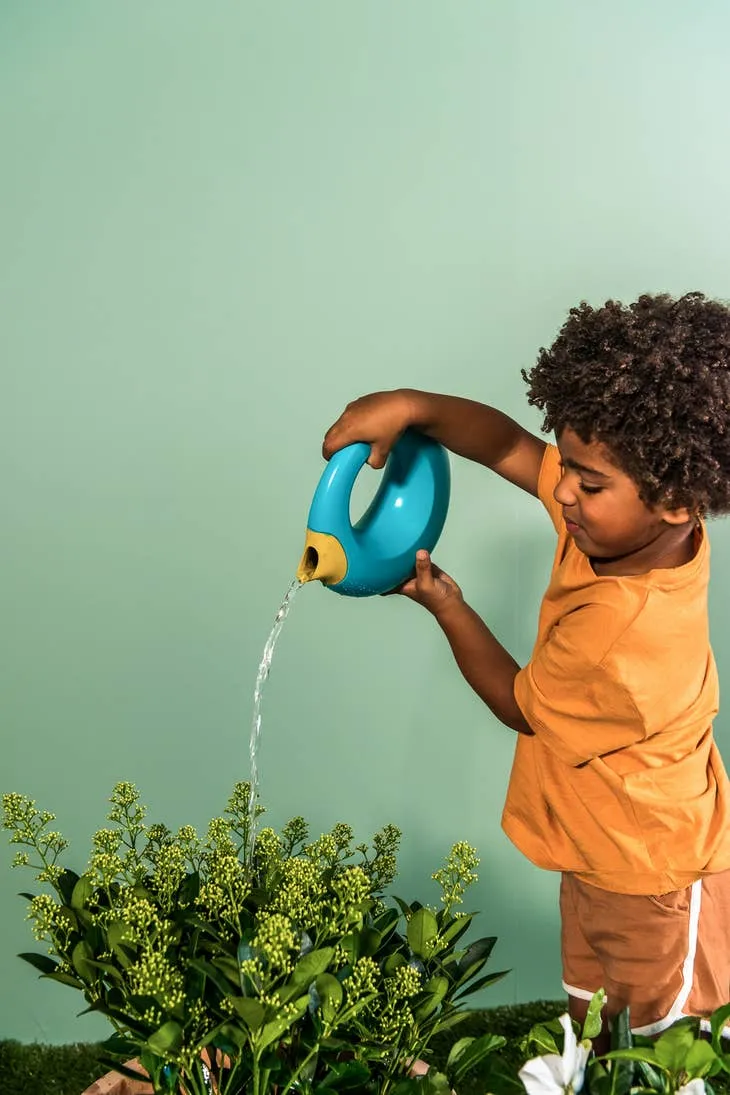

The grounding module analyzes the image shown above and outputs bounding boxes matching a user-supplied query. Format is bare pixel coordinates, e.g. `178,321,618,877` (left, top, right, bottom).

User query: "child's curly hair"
523,292,730,515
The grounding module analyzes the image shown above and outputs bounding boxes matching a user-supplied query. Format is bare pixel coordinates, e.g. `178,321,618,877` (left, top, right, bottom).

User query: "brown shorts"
560,871,730,1034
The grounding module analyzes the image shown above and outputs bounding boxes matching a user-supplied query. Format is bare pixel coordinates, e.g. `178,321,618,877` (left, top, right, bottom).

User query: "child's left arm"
399,551,532,736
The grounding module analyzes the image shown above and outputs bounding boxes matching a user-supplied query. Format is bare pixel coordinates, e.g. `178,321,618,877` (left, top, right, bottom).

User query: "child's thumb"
367,444,389,469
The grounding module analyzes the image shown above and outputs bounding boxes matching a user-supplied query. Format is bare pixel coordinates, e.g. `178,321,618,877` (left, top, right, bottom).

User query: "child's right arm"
323,389,546,497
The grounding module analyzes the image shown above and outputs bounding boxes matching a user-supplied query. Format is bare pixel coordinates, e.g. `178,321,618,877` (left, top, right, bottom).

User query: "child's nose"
553,474,576,507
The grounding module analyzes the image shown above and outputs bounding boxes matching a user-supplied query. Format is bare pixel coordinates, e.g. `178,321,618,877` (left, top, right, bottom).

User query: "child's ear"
660,505,693,526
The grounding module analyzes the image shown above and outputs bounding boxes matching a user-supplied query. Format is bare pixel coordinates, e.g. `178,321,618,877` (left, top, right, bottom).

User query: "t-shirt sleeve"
537,444,564,533
514,610,648,767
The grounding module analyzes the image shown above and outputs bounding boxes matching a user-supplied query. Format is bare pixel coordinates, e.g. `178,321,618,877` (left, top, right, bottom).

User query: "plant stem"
220,1060,245,1095
278,1046,320,1095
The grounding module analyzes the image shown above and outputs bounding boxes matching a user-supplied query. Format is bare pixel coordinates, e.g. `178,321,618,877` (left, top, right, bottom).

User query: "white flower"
519,1014,590,1095
677,1082,705,1095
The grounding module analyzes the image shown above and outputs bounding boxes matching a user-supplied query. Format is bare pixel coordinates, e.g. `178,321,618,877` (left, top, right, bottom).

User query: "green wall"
3,0,730,1044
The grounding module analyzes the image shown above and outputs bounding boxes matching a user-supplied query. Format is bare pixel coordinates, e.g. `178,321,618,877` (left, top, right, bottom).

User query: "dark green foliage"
0,1039,105,1095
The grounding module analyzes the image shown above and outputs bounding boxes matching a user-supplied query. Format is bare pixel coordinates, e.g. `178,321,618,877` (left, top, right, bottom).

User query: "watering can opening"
296,529,348,586
299,545,318,581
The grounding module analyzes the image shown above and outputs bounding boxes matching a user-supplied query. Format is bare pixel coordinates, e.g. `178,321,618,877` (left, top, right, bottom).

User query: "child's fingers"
415,550,434,590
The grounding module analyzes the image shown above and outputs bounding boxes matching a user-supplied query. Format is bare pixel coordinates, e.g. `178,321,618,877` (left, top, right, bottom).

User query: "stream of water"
247,577,302,861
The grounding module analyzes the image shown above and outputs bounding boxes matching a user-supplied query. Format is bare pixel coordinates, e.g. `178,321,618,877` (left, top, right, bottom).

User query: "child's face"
553,427,692,572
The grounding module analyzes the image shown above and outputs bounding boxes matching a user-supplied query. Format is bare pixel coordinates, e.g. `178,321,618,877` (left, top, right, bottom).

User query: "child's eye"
580,483,603,495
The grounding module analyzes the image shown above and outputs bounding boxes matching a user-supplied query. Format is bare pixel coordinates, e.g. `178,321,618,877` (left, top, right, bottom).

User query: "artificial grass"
0,1000,565,1095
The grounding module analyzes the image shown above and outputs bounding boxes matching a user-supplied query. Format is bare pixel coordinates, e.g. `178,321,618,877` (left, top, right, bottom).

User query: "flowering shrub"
3,782,508,1095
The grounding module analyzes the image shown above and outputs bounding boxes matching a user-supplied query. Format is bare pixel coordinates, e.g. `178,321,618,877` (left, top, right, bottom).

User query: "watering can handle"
309,441,372,529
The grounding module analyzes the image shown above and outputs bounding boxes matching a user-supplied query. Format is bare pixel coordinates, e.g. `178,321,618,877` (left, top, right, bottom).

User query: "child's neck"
590,522,698,578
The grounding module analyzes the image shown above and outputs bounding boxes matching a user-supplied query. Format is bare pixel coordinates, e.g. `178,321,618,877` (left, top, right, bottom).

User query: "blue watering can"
296,429,451,597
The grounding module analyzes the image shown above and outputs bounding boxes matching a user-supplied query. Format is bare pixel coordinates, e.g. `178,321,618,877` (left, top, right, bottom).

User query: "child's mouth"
565,518,581,534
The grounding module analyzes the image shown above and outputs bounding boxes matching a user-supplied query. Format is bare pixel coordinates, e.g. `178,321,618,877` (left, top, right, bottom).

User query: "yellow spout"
296,529,348,586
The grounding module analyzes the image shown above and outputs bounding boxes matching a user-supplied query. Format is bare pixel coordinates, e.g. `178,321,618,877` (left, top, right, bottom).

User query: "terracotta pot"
81,1060,152,1094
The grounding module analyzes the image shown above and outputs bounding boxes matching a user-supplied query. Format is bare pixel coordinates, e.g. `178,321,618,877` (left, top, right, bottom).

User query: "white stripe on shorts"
631,879,702,1037
562,981,605,1003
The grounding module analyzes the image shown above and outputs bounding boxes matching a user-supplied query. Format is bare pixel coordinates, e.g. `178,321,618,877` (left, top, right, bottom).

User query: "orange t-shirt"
503,444,730,894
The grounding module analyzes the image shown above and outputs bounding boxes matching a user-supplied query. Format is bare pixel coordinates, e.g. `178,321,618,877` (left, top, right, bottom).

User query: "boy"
323,292,730,1043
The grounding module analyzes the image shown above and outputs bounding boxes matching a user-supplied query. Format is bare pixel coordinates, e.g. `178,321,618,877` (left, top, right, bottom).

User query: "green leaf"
199,1019,235,1049
478,1054,526,1095
458,935,496,974
18,952,58,975
383,952,407,976
70,874,95,911
407,907,438,958
77,1000,110,1018
437,915,473,949
129,994,160,1018
449,1033,506,1084
44,970,84,988
684,1039,720,1078
583,988,607,1040
99,1033,141,1059
654,1021,697,1072
414,976,449,1021
634,1059,664,1090
337,933,357,966
85,958,123,982
605,1011,637,1095
453,968,509,1000
358,927,380,957
393,897,412,919
177,870,200,905
611,1006,633,1052
103,1006,149,1038
228,997,264,1029
147,1021,183,1055
188,956,236,997
289,947,335,987
73,906,95,931
446,1037,474,1070
315,973,343,1023
526,1022,560,1056
217,1022,248,1048
316,1060,371,1090
373,907,400,935
57,869,81,905
96,1058,150,1084
71,940,97,983
602,1049,658,1066
604,1006,637,1095
107,922,136,969
106,921,128,949
55,905,79,933
711,1003,730,1054
212,954,242,986
454,941,499,990
411,1068,451,1095
257,994,309,1050
585,1060,612,1095
432,1010,471,1034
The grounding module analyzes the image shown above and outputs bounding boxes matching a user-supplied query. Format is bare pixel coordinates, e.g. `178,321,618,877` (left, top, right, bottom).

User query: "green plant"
501,989,730,1095
2,782,508,1095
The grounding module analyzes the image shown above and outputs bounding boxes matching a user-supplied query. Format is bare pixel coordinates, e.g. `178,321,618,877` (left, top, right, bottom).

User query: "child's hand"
394,550,464,617
323,390,418,469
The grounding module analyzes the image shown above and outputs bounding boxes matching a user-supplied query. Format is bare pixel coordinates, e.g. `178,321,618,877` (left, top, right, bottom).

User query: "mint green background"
4,0,730,1044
